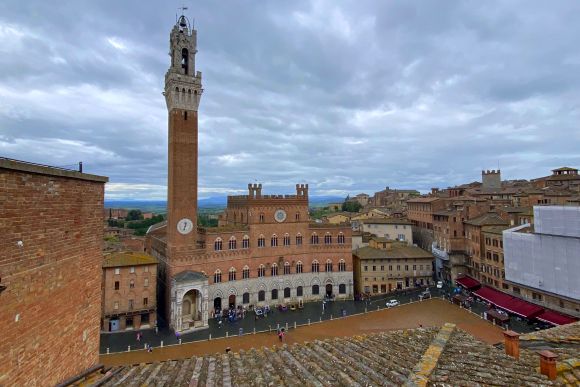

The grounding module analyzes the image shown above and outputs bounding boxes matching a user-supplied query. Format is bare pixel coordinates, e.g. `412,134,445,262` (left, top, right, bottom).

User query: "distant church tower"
164,14,203,256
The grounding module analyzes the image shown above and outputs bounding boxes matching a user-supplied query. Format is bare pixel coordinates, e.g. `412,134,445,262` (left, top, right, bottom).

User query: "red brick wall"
167,109,199,253
0,167,105,385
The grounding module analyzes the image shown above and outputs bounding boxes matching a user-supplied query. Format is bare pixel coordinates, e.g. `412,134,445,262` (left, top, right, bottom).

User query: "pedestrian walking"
148,345,153,353
155,326,159,334
136,332,141,342
175,331,180,341
278,330,283,342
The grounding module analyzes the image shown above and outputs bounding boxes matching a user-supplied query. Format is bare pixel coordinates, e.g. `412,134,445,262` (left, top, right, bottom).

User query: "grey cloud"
1,0,579,199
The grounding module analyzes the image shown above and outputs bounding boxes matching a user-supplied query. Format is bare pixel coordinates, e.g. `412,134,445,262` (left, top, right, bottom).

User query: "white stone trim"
208,271,353,308
170,278,209,332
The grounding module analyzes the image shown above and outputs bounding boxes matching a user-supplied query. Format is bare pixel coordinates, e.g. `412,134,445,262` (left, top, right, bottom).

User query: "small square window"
130,266,135,274
144,278,149,287
114,268,120,275
114,301,119,310
114,281,119,290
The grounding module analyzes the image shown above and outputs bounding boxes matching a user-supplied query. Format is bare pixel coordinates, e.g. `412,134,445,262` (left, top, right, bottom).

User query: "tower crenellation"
482,169,501,190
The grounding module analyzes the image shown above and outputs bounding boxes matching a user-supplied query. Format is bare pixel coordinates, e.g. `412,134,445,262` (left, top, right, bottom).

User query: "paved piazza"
101,298,505,367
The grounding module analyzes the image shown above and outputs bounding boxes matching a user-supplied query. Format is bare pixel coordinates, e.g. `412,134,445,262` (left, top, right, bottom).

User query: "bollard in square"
161,340,164,347
128,345,131,352
107,348,109,354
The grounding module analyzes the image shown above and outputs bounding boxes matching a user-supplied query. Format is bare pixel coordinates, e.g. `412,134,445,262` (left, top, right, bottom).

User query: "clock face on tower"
177,218,194,235
274,209,287,223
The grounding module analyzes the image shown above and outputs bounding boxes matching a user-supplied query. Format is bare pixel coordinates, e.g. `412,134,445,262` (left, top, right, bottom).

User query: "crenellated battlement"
227,183,309,204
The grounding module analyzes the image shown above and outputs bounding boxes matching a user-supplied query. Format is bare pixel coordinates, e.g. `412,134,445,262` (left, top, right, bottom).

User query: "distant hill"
105,195,344,213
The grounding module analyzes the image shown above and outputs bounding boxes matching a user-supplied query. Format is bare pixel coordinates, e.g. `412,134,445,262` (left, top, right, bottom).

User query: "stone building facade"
101,251,158,332
145,16,353,333
0,158,107,386
353,239,434,295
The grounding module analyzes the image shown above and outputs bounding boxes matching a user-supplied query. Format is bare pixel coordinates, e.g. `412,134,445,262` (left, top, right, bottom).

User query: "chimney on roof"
431,188,439,195
538,350,558,380
503,330,520,359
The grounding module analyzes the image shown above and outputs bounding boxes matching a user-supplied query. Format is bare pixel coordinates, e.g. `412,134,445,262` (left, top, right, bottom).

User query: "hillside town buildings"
145,16,352,333
371,186,420,209
405,166,579,320
0,158,107,385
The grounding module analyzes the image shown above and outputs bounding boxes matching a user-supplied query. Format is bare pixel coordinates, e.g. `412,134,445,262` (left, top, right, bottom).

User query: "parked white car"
436,281,443,289
386,299,400,307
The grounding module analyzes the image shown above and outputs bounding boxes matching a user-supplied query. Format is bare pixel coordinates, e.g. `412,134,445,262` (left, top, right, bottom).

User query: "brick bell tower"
164,14,203,257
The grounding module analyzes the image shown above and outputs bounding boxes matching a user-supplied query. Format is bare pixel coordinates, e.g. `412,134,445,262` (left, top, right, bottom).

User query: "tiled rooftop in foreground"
90,323,570,386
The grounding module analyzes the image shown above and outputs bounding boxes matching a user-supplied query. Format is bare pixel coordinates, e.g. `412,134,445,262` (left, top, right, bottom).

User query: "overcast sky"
1,1,579,199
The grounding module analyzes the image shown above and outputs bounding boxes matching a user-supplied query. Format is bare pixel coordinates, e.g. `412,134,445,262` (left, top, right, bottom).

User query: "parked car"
386,299,400,307
436,281,443,289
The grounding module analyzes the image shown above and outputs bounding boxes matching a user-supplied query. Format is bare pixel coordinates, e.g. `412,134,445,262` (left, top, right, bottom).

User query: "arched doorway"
326,284,333,297
228,294,236,309
214,297,222,311
182,289,202,330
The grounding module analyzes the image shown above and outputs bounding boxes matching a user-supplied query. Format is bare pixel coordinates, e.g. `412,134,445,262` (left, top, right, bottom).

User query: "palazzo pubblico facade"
145,16,353,333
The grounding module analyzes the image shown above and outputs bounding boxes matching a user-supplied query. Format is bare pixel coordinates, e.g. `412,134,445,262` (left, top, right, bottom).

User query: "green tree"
342,201,362,213
107,219,125,227
198,214,218,227
126,209,143,221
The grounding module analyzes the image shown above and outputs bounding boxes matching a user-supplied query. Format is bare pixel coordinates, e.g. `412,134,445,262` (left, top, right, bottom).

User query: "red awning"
537,310,578,326
456,276,481,290
473,286,544,319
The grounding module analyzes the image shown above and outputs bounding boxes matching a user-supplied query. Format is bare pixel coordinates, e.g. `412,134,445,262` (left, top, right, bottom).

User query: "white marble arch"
171,271,209,332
